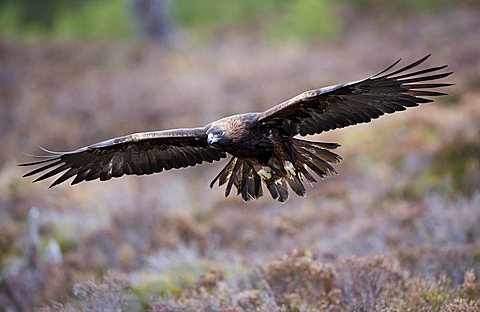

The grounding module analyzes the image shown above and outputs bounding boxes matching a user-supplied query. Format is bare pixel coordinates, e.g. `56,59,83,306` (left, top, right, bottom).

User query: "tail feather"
240,163,253,200
211,157,263,201
286,174,306,197
209,157,236,188
253,172,263,199
278,179,289,202
294,138,341,150
239,161,263,201
306,150,338,175
266,180,280,200
265,178,289,202
293,139,342,163
296,161,317,183
210,139,341,202
225,158,242,197
301,144,341,164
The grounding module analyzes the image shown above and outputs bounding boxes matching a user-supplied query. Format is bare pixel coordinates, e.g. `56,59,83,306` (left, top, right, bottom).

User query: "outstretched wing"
257,55,453,136
20,127,227,187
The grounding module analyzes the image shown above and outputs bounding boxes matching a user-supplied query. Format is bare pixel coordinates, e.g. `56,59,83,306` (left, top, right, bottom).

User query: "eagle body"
20,55,452,202
206,113,273,160
204,113,341,201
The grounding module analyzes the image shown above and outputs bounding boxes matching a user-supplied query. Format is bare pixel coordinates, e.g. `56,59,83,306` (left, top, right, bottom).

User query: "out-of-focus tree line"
0,0,474,42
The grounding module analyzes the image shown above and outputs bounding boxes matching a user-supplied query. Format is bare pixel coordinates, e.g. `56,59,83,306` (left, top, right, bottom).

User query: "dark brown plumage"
20,55,452,202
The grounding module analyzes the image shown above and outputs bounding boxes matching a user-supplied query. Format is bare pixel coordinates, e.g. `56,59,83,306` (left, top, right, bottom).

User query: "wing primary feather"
376,54,431,79
22,160,63,177
389,65,448,80
71,170,90,185
85,168,101,181
398,72,453,84
414,97,434,104
33,164,70,182
50,168,79,188
404,83,453,89
409,90,448,97
371,58,402,77
18,157,60,167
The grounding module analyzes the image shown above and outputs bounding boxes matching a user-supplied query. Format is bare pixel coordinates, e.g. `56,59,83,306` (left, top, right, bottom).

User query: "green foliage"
430,140,480,195
0,0,339,40
132,275,184,305
174,0,279,33
0,2,20,37
270,0,339,41
420,280,451,311
0,0,469,41
174,0,340,41
0,0,135,40
131,259,221,308
344,0,461,14
405,139,480,197
0,0,70,38
0,221,22,267
52,0,136,40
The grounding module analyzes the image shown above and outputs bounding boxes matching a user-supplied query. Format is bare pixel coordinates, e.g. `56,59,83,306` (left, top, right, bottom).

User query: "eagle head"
206,116,246,146
207,129,226,145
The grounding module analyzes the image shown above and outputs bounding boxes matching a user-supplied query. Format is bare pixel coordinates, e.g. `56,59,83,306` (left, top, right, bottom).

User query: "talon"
258,166,272,180
284,161,296,177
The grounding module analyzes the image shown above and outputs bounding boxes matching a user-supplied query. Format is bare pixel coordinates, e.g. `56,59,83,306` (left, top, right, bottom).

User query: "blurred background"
1,0,480,310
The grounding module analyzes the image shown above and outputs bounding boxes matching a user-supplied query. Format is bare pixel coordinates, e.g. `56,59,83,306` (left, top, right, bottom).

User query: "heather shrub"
39,274,130,311
440,298,480,312
335,256,404,311
265,249,341,310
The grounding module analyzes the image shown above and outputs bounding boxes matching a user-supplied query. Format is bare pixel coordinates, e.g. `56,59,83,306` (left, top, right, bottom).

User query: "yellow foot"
258,166,272,180
284,161,296,177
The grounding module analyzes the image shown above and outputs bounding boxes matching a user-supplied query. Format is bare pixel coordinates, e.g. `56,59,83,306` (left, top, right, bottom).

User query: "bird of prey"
20,55,452,202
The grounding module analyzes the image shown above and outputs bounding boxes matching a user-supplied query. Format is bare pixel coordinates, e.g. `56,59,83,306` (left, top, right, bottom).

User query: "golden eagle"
20,55,452,202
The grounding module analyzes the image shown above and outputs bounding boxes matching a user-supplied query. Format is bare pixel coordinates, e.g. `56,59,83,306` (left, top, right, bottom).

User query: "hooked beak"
207,133,220,145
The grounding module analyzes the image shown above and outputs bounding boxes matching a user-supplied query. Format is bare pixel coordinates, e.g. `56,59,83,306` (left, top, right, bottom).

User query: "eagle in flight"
20,55,452,202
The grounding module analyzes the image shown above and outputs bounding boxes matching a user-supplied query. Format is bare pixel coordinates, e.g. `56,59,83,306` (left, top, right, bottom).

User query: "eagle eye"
216,130,225,137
